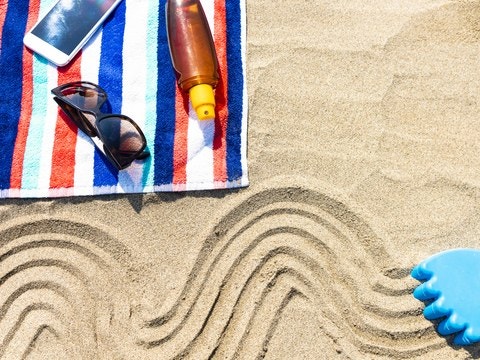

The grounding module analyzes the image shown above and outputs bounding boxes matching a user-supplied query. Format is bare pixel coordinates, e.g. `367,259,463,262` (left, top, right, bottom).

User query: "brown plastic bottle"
166,0,219,120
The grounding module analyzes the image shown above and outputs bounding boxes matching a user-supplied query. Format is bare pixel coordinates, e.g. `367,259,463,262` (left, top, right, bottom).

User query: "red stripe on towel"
213,0,228,185
172,88,189,189
49,55,82,189
9,0,41,189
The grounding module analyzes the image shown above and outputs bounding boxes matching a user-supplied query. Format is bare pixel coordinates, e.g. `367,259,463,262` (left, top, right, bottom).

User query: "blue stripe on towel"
95,0,127,186
142,0,160,188
225,0,244,182
154,2,176,186
0,1,30,189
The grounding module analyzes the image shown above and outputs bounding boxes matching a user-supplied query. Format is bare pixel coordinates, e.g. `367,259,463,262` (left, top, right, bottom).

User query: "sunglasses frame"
51,81,149,170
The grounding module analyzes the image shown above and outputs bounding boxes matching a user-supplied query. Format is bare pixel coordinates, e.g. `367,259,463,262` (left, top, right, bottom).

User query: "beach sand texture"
2,0,480,358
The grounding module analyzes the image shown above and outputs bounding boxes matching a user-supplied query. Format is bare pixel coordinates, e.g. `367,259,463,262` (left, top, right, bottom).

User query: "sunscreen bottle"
166,0,219,120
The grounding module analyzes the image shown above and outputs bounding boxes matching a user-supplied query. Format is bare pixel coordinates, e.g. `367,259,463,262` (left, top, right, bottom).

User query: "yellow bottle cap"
189,84,215,120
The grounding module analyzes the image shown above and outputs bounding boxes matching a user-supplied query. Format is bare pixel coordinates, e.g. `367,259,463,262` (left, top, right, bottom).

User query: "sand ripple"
0,187,473,359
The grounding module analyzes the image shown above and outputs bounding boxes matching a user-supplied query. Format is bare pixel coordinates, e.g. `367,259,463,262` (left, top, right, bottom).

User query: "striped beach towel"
0,0,248,197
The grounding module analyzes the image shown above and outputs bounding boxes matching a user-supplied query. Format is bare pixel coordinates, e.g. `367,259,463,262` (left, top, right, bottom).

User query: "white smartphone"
23,0,123,67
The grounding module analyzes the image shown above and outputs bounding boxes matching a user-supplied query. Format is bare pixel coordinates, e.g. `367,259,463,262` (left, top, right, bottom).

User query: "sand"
2,0,480,358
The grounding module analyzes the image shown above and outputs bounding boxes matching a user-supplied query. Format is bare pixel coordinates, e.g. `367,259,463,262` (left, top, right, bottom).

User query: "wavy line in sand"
0,187,459,359
0,217,132,360
134,186,446,359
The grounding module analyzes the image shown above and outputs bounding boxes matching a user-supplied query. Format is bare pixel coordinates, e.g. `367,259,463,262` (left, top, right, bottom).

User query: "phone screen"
31,0,118,55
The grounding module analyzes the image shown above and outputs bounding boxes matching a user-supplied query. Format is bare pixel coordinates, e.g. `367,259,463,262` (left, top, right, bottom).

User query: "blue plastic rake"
411,248,480,346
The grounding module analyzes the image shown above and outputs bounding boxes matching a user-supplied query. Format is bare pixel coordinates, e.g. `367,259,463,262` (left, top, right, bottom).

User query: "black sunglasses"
51,81,150,170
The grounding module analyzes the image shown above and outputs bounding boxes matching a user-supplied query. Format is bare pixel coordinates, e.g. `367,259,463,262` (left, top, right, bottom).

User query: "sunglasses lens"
54,97,97,136
97,117,145,167
60,84,105,110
